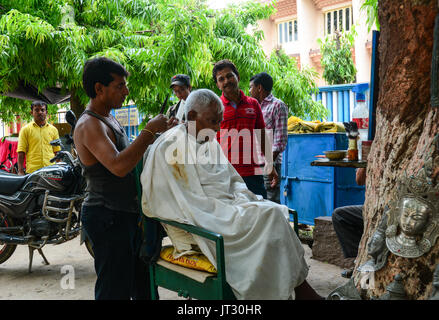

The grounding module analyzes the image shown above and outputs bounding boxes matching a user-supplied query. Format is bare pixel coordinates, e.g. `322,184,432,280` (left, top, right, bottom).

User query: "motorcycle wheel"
0,212,17,264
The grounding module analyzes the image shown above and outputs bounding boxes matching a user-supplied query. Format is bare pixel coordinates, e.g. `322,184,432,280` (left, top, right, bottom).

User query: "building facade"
256,0,375,86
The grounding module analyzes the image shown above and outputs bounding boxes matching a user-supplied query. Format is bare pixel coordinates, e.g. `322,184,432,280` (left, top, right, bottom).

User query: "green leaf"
0,0,326,121
317,28,357,85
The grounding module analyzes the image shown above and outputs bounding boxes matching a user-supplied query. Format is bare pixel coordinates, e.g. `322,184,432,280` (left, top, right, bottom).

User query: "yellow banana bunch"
288,116,302,131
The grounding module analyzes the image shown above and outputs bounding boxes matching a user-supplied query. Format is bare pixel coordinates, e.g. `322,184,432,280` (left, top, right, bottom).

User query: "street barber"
74,56,176,300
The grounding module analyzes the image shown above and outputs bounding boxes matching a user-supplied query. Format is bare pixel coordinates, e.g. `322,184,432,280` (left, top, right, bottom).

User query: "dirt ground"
0,237,347,300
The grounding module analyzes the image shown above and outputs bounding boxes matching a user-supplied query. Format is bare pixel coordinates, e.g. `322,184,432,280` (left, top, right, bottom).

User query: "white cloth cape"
175,99,186,121
141,124,308,300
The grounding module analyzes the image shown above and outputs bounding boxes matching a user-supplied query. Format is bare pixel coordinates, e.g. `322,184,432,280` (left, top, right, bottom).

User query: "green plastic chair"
289,208,299,235
149,217,236,300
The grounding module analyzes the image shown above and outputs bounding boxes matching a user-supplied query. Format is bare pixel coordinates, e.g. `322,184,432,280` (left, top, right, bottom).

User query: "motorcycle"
0,110,93,272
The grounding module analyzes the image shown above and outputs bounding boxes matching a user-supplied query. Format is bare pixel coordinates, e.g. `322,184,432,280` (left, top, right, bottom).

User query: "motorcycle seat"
0,172,28,195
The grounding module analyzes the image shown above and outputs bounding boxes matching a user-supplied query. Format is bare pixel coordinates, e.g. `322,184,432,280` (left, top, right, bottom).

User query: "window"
325,6,353,35
278,20,298,44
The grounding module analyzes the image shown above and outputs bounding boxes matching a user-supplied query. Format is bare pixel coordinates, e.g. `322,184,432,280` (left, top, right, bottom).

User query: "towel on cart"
289,121,319,133
316,122,346,133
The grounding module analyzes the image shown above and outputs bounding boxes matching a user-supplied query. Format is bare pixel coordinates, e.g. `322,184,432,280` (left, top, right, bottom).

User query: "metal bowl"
324,150,347,160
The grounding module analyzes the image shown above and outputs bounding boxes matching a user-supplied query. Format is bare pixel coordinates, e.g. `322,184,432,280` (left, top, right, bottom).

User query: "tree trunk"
69,88,85,119
353,0,439,299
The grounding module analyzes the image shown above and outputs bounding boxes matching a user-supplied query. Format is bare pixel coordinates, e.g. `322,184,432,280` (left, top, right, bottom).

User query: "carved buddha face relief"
386,196,436,258
399,197,431,237
384,140,439,259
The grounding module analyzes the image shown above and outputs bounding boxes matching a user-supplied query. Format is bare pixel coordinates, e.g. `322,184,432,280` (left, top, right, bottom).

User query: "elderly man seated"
140,89,321,300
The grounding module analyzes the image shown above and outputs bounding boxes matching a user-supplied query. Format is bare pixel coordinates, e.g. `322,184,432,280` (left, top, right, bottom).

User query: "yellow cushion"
160,246,217,274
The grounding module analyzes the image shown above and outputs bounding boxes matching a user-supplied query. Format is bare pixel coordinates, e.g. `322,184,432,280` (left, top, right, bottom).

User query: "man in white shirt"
166,74,192,122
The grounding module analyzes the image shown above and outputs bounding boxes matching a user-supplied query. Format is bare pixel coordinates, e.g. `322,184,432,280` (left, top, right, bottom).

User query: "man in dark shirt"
73,57,174,299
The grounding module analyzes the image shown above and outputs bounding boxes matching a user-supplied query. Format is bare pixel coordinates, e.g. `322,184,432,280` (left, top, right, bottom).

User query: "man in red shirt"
213,59,277,198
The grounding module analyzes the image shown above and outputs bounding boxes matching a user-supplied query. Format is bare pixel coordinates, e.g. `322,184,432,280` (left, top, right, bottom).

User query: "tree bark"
353,0,439,299
69,88,85,119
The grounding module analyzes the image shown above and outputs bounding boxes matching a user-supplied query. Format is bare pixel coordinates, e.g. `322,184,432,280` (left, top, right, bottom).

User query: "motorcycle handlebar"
48,110,78,166
50,151,75,166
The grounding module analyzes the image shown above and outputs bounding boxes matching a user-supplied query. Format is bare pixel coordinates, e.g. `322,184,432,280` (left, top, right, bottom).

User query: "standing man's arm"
260,127,267,158
16,127,27,175
272,101,288,163
74,114,170,178
272,151,280,164
262,127,279,188
254,102,278,187
17,152,26,175
52,127,61,155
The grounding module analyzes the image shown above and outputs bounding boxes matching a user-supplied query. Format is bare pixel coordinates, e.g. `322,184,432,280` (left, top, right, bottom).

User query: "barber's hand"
145,114,169,134
167,116,180,130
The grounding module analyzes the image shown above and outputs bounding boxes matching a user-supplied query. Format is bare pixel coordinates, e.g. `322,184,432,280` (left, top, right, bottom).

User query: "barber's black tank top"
78,110,138,214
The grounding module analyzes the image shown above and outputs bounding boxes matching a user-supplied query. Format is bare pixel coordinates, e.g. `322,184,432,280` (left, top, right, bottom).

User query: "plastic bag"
160,246,217,273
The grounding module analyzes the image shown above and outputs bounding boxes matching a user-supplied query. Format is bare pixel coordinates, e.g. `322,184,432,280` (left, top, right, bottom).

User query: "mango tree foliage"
0,0,326,123
361,0,379,32
318,28,357,85
269,49,324,119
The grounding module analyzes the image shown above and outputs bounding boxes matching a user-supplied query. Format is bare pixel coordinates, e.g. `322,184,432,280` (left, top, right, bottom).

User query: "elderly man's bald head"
185,89,223,140
185,89,223,120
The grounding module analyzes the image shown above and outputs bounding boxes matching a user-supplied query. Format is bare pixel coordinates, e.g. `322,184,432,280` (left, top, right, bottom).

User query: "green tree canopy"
0,0,327,123
318,28,357,85
361,0,380,32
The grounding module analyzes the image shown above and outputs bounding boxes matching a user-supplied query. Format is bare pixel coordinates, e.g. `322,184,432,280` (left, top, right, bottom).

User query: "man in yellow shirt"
17,101,61,175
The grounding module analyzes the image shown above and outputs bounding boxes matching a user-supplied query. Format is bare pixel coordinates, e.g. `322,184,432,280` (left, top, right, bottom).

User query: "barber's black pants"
332,205,364,259
81,205,151,300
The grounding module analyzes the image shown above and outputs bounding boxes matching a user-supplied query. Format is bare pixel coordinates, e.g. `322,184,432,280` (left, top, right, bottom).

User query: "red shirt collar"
220,89,247,106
